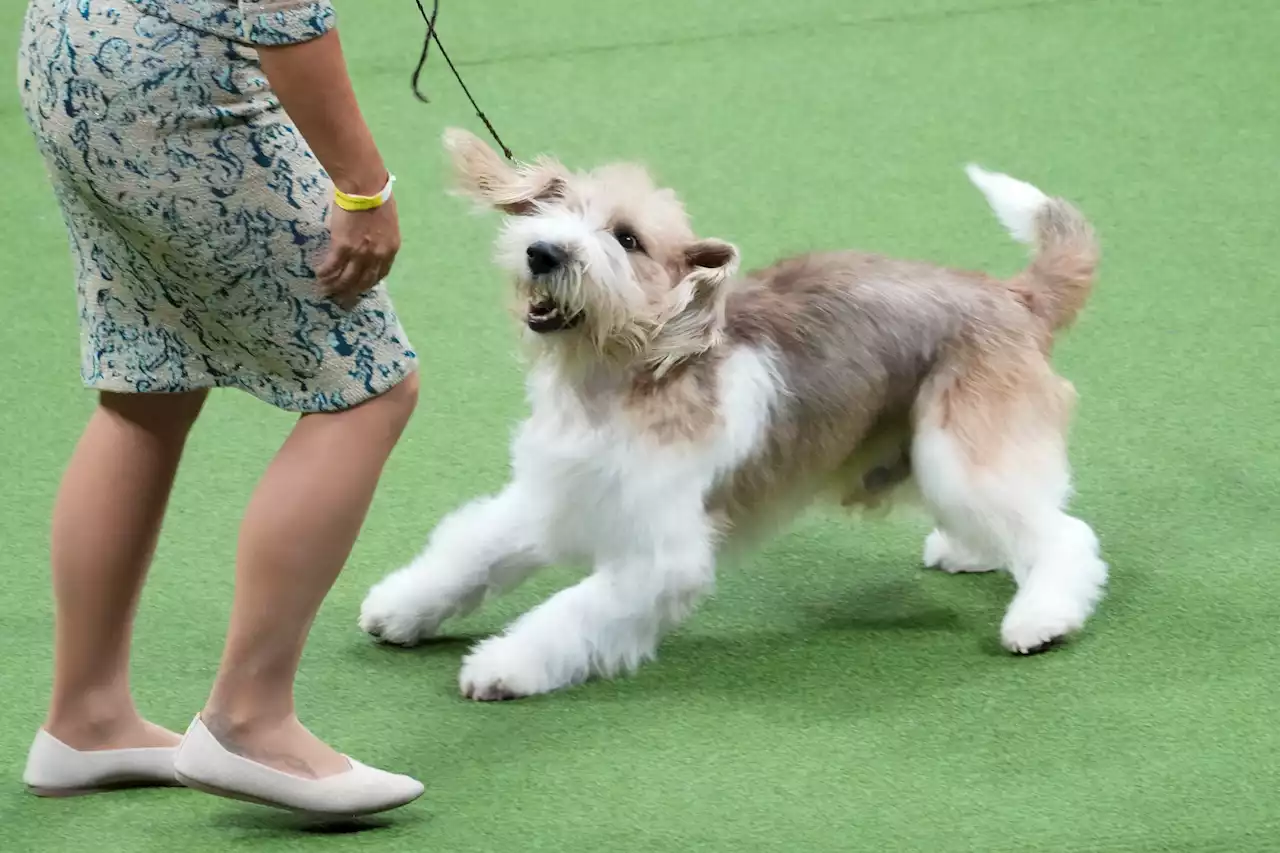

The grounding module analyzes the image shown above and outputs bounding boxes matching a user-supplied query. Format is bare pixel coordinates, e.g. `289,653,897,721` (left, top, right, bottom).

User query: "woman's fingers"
316,243,352,287
344,265,380,305
325,252,391,307
333,255,369,298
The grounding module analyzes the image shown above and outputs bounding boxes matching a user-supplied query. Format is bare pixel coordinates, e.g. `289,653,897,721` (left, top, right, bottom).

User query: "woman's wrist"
334,173,396,212
329,165,389,197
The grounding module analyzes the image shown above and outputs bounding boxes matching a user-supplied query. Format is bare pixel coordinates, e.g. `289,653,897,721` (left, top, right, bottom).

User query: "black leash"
411,0,516,162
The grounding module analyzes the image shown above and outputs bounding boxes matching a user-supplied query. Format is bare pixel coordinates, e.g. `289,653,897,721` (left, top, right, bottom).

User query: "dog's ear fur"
648,238,740,376
677,239,739,323
683,239,739,276
442,127,565,215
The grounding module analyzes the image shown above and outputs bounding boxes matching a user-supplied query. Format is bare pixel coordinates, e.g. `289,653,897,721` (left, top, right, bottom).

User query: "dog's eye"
613,228,643,253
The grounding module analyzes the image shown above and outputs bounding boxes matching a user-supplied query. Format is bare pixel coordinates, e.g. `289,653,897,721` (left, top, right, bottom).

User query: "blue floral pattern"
122,0,338,47
17,0,417,412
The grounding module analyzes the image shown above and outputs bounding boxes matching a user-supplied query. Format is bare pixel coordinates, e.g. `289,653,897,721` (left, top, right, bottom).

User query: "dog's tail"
965,164,1098,331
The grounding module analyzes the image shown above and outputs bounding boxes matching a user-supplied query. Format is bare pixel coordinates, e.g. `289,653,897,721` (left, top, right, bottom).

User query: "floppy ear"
648,238,740,377
676,239,740,317
683,239,739,280
442,127,566,215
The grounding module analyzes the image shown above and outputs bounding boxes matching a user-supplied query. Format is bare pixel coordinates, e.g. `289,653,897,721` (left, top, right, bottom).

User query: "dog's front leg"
359,482,551,646
458,530,716,701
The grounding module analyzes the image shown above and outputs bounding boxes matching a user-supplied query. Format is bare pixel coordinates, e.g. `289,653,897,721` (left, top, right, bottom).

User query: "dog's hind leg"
457,516,717,701
359,481,551,646
911,343,1107,654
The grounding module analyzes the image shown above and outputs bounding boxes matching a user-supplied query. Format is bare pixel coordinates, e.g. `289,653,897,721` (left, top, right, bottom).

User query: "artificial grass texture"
2,0,1278,849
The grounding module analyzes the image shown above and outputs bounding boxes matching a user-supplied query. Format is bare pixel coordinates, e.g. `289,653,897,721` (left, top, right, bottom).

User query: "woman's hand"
316,199,401,307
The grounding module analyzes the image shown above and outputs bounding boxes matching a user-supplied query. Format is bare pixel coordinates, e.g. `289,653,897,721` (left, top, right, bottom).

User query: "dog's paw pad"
461,679,524,702
1008,636,1065,656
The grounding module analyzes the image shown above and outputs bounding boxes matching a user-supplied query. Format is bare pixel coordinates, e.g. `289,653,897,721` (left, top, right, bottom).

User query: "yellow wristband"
334,173,396,212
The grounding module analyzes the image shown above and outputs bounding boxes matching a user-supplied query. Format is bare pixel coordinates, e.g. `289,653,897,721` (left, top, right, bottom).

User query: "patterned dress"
17,0,417,412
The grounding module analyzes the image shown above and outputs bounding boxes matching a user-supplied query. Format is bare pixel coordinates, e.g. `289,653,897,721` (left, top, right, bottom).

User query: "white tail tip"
965,163,1049,245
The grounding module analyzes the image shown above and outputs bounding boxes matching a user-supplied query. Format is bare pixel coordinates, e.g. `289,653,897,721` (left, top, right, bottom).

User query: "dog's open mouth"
526,297,582,333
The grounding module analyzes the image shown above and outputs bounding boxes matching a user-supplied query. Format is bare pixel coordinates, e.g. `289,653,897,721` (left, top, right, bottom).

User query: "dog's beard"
514,267,657,366
521,268,587,335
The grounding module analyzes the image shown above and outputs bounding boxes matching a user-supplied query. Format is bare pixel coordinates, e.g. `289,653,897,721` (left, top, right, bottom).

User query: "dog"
359,128,1108,701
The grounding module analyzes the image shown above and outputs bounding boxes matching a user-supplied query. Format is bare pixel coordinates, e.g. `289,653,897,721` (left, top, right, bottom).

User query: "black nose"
526,242,567,276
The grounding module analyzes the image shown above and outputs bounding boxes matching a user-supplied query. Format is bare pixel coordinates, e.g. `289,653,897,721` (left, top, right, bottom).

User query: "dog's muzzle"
526,297,583,333
525,242,583,333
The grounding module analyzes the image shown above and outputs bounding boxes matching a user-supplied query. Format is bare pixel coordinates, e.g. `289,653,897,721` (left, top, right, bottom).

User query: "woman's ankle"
198,705,349,778
44,699,178,751
202,679,298,738
199,702,293,743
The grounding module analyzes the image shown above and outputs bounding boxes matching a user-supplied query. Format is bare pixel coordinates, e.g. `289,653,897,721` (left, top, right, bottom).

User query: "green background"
2,0,1277,850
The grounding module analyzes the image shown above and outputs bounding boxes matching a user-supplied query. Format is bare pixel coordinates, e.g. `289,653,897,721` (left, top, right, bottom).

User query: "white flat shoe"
23,729,179,797
172,717,424,820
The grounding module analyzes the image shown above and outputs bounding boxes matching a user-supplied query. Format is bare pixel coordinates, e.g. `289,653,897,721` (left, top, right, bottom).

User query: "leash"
411,0,516,162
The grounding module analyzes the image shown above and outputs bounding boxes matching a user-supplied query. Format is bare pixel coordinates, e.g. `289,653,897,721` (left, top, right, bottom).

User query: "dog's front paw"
358,567,450,646
458,636,578,701
923,529,999,574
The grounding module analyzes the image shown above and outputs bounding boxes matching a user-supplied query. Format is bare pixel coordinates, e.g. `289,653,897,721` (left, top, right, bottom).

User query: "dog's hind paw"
923,529,999,574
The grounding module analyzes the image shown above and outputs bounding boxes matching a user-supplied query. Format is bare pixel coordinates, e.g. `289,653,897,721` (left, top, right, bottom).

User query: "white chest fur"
511,346,781,564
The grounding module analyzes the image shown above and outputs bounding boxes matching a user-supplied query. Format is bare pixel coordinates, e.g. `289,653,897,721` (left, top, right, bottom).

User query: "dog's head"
444,128,739,375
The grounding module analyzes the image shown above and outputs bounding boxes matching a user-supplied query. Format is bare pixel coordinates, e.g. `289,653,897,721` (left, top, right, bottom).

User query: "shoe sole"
174,771,422,821
27,779,184,798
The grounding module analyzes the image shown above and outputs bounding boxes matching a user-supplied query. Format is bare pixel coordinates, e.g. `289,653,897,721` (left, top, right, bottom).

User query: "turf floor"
3,0,1279,850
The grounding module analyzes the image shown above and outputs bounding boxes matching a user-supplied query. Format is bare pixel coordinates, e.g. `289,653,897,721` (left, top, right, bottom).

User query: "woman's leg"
45,390,208,750
202,372,419,778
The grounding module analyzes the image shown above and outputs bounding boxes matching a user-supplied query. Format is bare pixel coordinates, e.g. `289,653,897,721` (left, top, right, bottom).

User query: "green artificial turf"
3,0,1279,850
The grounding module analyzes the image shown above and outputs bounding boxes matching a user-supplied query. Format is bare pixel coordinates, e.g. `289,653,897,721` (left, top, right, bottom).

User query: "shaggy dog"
359,128,1107,700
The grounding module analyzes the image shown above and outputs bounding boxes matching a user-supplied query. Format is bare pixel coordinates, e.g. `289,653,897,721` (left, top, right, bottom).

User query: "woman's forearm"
257,30,387,195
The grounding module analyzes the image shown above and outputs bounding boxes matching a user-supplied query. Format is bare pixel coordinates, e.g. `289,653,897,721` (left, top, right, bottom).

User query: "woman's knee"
375,369,420,435
314,370,418,442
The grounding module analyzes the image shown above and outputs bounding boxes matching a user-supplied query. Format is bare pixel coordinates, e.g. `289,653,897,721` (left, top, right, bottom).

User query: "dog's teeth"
528,304,561,321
